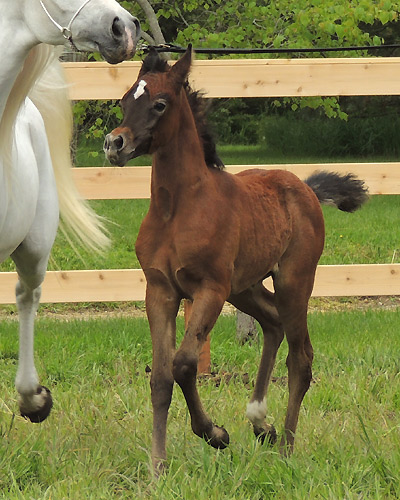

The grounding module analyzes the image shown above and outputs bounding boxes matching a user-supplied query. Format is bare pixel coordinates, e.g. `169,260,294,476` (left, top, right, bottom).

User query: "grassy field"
0,311,399,498
0,142,399,497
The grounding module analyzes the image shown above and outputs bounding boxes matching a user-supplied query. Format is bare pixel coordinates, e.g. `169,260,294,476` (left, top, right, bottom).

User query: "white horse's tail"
28,45,110,252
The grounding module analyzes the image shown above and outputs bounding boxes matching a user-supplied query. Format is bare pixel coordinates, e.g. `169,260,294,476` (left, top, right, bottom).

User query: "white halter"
39,0,93,49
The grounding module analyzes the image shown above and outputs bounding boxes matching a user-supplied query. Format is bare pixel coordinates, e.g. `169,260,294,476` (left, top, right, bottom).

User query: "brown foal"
104,47,368,473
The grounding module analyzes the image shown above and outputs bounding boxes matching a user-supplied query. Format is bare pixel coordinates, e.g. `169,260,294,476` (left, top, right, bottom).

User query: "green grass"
0,196,397,273
320,195,400,265
0,310,399,498
76,140,400,167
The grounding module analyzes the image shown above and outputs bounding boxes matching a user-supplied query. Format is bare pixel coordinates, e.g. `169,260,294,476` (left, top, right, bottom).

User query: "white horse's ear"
169,45,193,90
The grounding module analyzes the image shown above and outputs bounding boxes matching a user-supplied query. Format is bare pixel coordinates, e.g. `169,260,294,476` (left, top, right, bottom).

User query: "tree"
119,0,398,120
126,0,398,53
122,0,166,45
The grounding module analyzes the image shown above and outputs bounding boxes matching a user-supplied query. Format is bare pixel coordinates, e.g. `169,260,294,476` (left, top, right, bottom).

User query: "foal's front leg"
145,271,180,474
172,285,229,448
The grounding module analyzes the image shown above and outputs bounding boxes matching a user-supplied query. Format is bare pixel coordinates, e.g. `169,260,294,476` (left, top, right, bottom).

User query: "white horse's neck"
0,6,36,123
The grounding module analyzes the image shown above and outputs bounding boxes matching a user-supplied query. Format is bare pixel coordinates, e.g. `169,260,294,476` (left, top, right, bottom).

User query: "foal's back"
208,167,325,294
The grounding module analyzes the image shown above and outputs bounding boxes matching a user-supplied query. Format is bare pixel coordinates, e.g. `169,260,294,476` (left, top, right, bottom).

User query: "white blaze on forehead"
134,80,147,100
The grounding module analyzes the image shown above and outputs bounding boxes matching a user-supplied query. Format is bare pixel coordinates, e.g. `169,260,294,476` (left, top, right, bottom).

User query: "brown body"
137,162,324,303
104,48,367,473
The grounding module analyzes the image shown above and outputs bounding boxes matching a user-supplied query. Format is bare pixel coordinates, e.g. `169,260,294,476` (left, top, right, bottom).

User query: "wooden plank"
0,265,399,304
73,166,151,199
63,57,400,100
262,264,400,297
313,264,400,297
73,163,400,199
0,270,146,304
228,163,400,195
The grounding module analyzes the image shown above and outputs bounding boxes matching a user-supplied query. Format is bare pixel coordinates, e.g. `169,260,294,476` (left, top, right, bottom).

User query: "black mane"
140,49,169,74
141,50,224,170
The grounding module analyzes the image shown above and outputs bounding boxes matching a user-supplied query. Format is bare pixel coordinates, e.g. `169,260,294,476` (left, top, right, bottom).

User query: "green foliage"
208,95,400,152
151,0,399,118
153,0,398,54
73,1,400,153
257,105,400,156
72,100,123,160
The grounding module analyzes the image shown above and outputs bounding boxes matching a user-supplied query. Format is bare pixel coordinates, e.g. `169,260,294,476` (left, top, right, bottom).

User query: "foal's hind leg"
273,266,315,455
229,283,284,445
172,284,229,449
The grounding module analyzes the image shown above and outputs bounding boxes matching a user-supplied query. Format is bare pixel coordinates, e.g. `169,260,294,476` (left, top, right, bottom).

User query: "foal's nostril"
104,134,124,153
114,135,124,150
111,17,124,39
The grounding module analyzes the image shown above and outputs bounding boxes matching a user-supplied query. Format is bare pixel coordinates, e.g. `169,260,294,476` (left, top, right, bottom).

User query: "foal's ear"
169,45,193,90
138,47,167,78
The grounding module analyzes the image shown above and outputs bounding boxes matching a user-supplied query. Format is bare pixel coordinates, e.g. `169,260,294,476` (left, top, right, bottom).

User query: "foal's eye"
153,100,167,113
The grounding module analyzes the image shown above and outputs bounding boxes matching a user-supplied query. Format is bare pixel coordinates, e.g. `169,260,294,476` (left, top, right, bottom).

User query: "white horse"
0,1,140,422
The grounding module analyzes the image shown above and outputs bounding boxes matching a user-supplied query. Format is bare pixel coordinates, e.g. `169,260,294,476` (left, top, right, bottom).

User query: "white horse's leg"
14,276,53,422
11,188,57,422
10,99,59,422
11,211,57,422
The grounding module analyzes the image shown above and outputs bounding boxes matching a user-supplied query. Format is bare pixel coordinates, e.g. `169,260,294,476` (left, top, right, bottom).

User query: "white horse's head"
22,0,141,64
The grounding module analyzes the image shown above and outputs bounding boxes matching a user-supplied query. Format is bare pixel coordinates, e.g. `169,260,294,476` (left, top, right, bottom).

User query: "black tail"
304,171,369,213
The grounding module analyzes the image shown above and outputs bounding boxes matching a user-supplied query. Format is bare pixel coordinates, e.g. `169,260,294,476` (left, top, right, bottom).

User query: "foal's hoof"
204,424,230,449
20,386,53,423
152,458,168,479
254,423,277,446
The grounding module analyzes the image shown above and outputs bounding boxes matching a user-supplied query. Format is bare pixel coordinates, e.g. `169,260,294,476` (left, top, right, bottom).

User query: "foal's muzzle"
104,132,129,166
104,130,152,166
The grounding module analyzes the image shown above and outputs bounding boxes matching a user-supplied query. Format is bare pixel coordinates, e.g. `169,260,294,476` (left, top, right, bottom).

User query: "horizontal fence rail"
1,58,399,304
1,265,400,304
72,163,400,199
63,57,400,100
0,163,398,304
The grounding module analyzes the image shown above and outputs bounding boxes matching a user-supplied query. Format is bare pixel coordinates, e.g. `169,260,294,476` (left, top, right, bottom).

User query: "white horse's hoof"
19,386,53,423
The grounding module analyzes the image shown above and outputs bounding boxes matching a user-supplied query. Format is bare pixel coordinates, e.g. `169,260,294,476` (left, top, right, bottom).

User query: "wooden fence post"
184,299,211,374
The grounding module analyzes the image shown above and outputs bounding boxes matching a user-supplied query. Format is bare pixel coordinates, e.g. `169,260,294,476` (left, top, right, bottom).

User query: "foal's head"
104,48,192,167
104,47,223,169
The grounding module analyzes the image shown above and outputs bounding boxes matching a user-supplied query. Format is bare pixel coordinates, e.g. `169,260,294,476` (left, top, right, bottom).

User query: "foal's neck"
152,95,210,193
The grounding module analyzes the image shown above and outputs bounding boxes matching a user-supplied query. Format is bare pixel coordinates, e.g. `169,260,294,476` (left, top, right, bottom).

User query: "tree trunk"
236,311,258,344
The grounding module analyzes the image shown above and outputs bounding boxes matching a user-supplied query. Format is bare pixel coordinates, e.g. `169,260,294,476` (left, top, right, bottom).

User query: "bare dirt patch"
1,296,399,322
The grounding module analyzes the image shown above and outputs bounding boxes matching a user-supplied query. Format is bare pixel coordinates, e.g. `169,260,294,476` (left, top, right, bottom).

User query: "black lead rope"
139,42,400,56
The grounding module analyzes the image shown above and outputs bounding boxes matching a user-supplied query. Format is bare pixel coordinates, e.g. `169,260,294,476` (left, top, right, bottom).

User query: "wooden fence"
1,57,400,304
